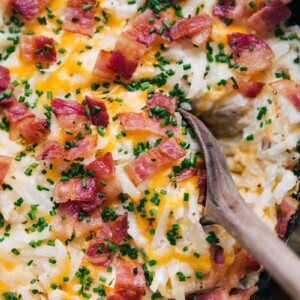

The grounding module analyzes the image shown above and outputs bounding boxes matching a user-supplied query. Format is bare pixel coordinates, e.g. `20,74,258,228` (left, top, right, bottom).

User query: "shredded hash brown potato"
0,0,300,299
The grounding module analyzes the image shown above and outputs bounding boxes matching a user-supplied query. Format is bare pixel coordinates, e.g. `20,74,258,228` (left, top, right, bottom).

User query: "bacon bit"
106,289,143,300
111,213,128,244
54,178,97,203
85,95,109,127
85,222,114,266
4,102,49,144
147,93,176,114
86,152,122,200
107,32,147,80
37,140,66,160
86,153,115,180
126,9,161,47
4,102,33,123
20,36,56,62
198,166,207,204
115,259,146,292
0,66,15,107
65,134,98,160
229,287,258,300
177,168,197,182
227,249,251,288
247,0,291,35
239,81,264,98
63,0,96,35
0,155,13,184
51,98,90,139
270,80,300,111
85,214,128,266
200,244,226,290
275,194,298,238
51,202,102,238
8,0,48,20
194,287,227,300
118,112,179,138
245,253,260,272
227,32,274,75
125,138,185,185
212,0,260,20
170,13,213,45
191,26,213,47
74,209,102,237
51,202,80,238
15,117,50,145
0,66,11,89
92,50,115,80
78,194,104,212
51,98,85,116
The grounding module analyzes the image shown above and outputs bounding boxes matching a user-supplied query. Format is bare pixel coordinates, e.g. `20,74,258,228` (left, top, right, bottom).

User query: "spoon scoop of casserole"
179,108,300,300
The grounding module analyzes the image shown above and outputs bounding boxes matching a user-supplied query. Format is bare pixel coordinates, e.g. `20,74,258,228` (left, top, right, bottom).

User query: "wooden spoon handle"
178,109,300,299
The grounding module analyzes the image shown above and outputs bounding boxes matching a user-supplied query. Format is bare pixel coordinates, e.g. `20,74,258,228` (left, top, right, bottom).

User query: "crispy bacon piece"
107,33,147,80
227,250,255,287
4,102,33,123
77,194,104,212
51,202,102,238
275,195,298,238
85,222,114,266
126,9,161,47
170,13,213,45
63,0,96,35
115,259,146,292
177,168,197,182
52,201,81,238
51,98,85,115
16,117,50,145
54,178,97,203
4,103,49,144
65,134,98,160
20,36,56,62
51,98,90,139
118,112,179,138
198,166,207,204
212,0,260,20
0,66,15,107
147,93,176,114
85,214,128,266
239,81,264,98
106,289,143,300
85,96,109,127
269,80,300,111
0,68,14,106
0,65,11,89
0,155,13,184
74,209,102,236
8,0,48,20
37,140,66,160
200,244,226,290
92,50,115,80
125,138,185,185
247,0,291,35
227,33,274,75
86,153,122,200
111,213,128,244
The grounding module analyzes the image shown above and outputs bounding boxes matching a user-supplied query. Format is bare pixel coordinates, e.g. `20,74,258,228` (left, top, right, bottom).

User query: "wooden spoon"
179,108,300,299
